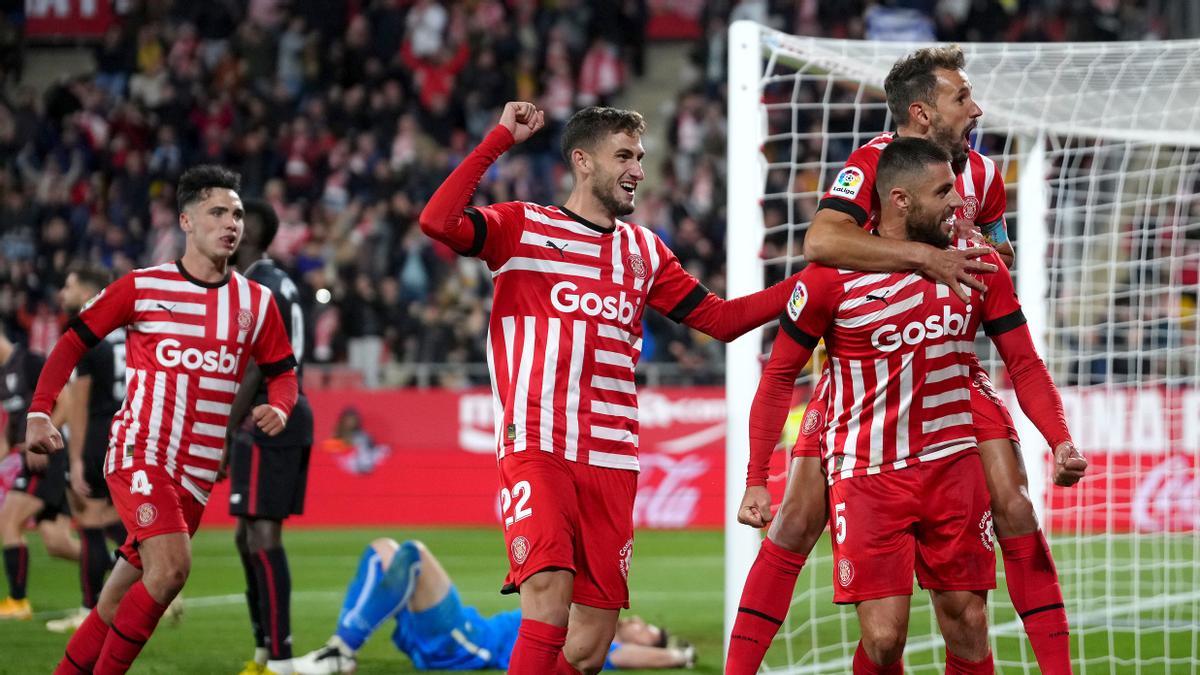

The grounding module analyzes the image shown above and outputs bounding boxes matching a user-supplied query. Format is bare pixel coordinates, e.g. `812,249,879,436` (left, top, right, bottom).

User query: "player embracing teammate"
25,165,299,675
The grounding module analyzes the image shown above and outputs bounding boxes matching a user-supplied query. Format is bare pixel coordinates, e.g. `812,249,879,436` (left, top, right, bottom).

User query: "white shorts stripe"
564,320,586,462
199,377,238,393
590,400,639,420
923,412,973,433
587,450,639,471
493,256,601,280
590,425,638,445
133,277,208,294
591,375,636,395
539,318,561,453
594,349,633,369
131,321,207,337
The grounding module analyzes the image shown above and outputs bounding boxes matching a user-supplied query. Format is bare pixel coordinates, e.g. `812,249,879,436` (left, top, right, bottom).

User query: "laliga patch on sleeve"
787,280,808,321
829,166,865,199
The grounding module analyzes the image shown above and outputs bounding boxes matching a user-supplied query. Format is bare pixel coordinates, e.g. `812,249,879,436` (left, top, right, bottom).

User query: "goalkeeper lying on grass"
293,538,696,673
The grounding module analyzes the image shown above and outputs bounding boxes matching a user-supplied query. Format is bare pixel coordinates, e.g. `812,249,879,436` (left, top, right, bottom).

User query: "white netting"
726,23,1200,674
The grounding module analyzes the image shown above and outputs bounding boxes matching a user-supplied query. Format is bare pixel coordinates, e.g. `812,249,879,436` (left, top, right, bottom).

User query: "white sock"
329,634,357,656
254,647,269,666
266,658,294,674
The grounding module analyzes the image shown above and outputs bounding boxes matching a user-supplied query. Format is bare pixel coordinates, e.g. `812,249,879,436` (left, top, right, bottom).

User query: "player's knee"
862,625,907,664
246,518,282,552
369,537,401,566
769,501,826,553
990,491,1038,536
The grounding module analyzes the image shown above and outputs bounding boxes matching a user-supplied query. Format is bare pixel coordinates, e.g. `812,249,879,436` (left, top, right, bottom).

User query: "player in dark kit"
46,265,132,633
0,324,79,620
226,199,315,675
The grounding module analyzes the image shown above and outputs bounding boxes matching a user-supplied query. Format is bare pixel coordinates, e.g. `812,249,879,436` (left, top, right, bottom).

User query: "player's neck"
178,249,231,285
895,124,928,140
877,218,907,242
562,192,617,231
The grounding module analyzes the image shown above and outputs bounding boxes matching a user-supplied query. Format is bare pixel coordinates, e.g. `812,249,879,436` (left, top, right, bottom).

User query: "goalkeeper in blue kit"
293,538,696,673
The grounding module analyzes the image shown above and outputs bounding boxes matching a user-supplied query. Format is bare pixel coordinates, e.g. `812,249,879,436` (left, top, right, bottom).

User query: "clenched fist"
498,102,545,144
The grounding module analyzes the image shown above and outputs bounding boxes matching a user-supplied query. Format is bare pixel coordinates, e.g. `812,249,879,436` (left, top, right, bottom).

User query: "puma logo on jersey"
866,293,890,306
544,240,569,257
156,303,176,317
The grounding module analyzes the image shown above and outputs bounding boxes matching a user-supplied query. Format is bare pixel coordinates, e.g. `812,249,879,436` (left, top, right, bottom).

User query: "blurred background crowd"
0,0,1195,388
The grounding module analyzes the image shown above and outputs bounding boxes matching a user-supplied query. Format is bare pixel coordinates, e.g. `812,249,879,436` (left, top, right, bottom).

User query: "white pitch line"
775,589,1200,674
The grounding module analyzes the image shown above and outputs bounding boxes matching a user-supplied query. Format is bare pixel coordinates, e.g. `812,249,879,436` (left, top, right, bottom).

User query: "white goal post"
725,20,1200,673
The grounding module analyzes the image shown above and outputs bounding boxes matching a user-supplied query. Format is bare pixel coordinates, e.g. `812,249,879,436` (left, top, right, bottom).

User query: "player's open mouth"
963,123,976,148
619,180,636,194
220,235,237,247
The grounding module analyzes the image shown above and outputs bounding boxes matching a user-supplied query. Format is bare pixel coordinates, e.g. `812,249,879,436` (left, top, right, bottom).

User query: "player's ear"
179,210,192,234
571,147,591,176
909,101,930,127
891,186,910,212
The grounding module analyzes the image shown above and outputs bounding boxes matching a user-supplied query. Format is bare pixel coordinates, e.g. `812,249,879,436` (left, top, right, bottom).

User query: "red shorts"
969,364,1019,445
792,389,827,460
498,452,638,610
108,463,206,569
827,451,995,604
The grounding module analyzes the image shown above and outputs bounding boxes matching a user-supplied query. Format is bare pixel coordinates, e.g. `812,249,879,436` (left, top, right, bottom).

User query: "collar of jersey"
557,206,616,234
175,258,232,289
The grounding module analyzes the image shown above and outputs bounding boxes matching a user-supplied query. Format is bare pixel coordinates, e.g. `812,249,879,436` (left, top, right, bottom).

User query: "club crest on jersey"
626,254,647,279
979,510,995,552
801,406,822,436
237,309,254,331
81,288,105,314
960,196,979,221
787,281,808,321
619,538,633,580
511,536,530,565
829,166,865,199
136,503,158,527
837,558,855,587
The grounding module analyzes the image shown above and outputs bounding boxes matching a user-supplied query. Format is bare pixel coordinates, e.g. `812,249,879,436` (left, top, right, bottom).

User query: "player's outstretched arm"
418,102,543,254
740,328,814,528
609,642,696,669
679,271,804,342
24,331,90,454
804,209,997,302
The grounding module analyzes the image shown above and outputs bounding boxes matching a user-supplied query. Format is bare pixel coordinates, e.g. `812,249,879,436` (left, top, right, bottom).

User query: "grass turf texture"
3,528,1195,673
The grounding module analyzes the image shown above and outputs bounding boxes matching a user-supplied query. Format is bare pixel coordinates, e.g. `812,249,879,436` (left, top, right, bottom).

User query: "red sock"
55,608,110,674
1000,531,1072,674
726,538,807,674
94,581,168,674
508,618,567,675
556,650,583,674
853,641,903,674
945,649,994,674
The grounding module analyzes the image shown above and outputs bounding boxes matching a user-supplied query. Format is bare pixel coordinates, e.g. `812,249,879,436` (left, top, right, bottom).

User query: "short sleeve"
461,201,528,269
645,235,704,322
777,265,840,348
71,274,136,348
251,294,297,376
817,143,883,226
980,253,1025,336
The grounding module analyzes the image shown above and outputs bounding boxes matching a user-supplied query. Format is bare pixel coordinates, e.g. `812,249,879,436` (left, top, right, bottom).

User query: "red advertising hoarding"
25,0,115,39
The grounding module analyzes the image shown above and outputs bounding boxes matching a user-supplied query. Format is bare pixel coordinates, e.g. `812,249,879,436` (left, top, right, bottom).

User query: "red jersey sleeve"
817,142,884,226
70,273,137,347
645,234,703,319
461,201,527,270
978,251,1024,337
251,294,297,373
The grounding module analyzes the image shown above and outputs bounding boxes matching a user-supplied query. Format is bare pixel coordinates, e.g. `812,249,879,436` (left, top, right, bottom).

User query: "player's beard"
905,203,953,249
930,115,970,174
591,171,635,218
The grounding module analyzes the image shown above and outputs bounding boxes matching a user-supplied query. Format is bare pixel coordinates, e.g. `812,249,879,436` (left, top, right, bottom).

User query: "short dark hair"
242,199,280,250
876,137,952,197
560,106,647,165
884,45,966,125
67,262,113,290
177,164,242,213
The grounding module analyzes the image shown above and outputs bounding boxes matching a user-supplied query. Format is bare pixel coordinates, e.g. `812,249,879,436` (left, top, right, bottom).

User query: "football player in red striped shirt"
420,102,802,675
742,138,1077,674
728,47,1086,675
25,165,299,675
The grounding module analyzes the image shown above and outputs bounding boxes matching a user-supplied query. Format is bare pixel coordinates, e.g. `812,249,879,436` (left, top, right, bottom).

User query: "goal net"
724,22,1200,674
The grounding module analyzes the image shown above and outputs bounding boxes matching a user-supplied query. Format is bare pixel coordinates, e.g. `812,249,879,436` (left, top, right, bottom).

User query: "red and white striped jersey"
68,261,296,504
820,132,1007,235
464,202,706,471
779,250,1022,483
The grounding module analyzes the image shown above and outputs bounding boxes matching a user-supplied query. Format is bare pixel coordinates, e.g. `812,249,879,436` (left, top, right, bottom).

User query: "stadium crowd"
0,0,1194,388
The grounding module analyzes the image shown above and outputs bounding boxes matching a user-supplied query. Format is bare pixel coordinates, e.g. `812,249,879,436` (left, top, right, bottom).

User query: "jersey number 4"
500,480,533,530
130,469,153,496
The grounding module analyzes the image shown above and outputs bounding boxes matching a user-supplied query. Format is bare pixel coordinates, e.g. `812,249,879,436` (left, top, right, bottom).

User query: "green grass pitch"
3,528,1196,673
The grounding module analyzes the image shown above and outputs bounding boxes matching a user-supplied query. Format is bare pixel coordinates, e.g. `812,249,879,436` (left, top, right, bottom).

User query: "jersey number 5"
834,502,847,544
500,480,533,530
